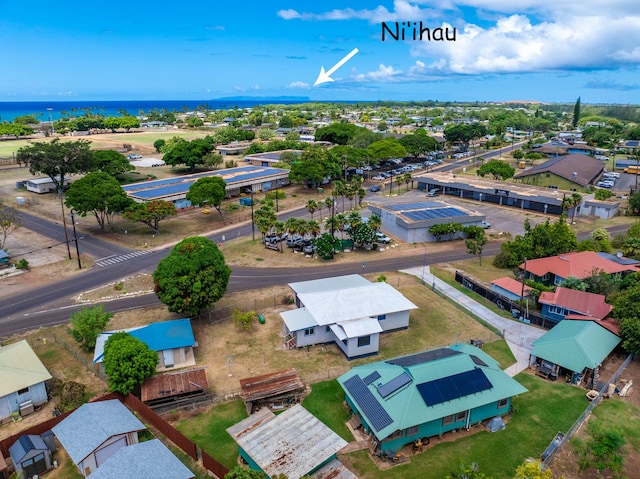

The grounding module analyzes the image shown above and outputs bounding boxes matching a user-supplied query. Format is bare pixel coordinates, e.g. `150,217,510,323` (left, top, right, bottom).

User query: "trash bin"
258,314,265,324
511,309,519,318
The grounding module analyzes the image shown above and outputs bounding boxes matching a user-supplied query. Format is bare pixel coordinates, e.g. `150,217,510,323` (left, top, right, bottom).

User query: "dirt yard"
548,354,640,479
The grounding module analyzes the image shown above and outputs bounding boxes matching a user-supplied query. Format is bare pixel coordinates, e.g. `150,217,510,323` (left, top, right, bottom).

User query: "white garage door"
95,436,127,466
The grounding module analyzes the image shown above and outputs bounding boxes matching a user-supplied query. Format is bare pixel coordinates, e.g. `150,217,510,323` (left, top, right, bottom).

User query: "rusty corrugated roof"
239,368,304,402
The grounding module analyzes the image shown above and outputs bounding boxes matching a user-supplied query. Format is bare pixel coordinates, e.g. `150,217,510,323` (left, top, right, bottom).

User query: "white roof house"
0,340,52,420
281,275,417,359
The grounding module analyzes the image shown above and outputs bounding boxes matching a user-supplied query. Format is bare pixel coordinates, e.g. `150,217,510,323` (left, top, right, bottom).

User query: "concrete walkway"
401,266,546,377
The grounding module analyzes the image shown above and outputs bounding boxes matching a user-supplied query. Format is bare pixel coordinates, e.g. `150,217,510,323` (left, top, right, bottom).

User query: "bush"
15,258,29,270
265,190,286,200
233,309,256,331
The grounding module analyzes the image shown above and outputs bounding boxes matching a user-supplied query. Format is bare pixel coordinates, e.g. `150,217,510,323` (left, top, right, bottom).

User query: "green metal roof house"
530,319,621,387
337,343,528,453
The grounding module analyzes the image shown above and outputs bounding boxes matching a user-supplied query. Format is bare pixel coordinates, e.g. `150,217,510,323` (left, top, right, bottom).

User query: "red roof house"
521,251,638,286
538,287,613,324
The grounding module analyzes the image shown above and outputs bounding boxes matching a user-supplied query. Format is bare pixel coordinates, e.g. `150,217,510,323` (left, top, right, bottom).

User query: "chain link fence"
52,333,108,381
542,353,635,468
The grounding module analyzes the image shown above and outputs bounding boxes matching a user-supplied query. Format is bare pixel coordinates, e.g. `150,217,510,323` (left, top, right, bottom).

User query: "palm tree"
357,187,366,207
307,219,321,239
346,211,362,232
297,219,310,239
335,213,346,240
285,216,299,239
403,172,412,191
333,180,347,212
368,213,382,233
273,220,286,252
324,196,335,216
316,200,324,220
324,215,339,239
306,200,318,219
570,193,583,223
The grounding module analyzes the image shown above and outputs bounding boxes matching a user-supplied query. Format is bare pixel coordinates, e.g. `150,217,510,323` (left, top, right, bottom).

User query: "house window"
17,387,29,395
542,273,550,281
304,328,315,336
498,398,508,408
406,425,419,437
442,414,455,426
554,276,563,286
456,411,467,422
377,314,386,321
358,336,371,347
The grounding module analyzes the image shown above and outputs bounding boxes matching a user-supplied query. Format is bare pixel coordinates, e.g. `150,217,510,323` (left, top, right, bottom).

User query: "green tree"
578,425,626,475
123,199,176,234
233,309,256,331
513,460,552,479
628,192,640,216
0,200,19,250
279,116,293,128
162,137,215,171
92,150,135,176
306,199,318,219
572,97,581,128
65,172,133,230
366,139,407,161
594,189,615,201
68,304,112,352
16,138,95,192
512,149,525,160
186,176,226,221
258,128,275,141
350,222,376,246
464,226,488,265
153,139,166,153
477,160,516,180
398,130,439,157
315,123,364,145
153,236,231,317
494,217,577,269
312,232,340,259
224,466,266,479
289,146,339,188
559,276,587,291
103,332,158,395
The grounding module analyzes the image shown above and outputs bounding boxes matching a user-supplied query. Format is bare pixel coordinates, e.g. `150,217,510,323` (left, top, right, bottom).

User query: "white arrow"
314,47,359,87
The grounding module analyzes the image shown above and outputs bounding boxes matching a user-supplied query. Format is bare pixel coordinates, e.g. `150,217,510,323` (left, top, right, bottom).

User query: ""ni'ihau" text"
381,22,457,42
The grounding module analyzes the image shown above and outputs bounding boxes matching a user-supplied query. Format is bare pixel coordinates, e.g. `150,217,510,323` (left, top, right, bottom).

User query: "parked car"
375,232,391,244
293,239,312,252
372,174,386,181
264,232,288,243
127,153,142,160
303,243,315,255
286,235,303,247
369,184,382,192
480,221,491,229
427,188,441,197
604,172,620,178
596,181,613,189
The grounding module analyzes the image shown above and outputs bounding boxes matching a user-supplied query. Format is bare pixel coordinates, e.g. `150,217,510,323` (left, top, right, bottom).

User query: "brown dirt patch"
77,273,154,303
548,355,640,479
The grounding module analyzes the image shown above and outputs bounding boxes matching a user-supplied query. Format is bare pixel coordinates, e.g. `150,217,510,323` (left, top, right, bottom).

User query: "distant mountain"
211,95,311,102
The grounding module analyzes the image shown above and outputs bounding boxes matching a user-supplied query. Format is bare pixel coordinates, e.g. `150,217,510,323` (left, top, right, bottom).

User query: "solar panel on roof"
343,375,394,432
417,369,493,407
387,348,462,367
387,202,441,211
363,371,381,385
470,355,488,367
403,207,468,222
377,372,412,398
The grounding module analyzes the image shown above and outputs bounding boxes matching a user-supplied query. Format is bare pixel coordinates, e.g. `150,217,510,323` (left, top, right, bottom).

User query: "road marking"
95,250,151,267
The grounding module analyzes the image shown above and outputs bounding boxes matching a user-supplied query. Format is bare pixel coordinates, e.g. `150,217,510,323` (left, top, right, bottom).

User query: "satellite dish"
616,252,623,258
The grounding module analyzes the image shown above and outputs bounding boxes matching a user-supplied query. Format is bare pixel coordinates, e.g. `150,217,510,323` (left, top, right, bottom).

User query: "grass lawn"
340,373,587,479
481,339,515,370
175,399,248,470
302,380,353,442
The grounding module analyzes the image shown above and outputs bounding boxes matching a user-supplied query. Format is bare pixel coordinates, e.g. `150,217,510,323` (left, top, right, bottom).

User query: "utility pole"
71,210,82,269
247,188,255,241
59,190,71,260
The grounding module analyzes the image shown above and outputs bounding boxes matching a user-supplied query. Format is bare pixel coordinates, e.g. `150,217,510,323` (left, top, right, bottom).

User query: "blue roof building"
53,399,145,478
8,434,52,478
86,439,194,479
93,319,196,370
338,343,528,453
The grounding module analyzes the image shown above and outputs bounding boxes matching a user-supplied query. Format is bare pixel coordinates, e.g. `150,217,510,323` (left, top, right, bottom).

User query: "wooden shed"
239,369,305,414
141,368,209,407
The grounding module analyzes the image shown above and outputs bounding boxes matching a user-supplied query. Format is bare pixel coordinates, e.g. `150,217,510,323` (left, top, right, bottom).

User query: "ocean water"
0,99,312,122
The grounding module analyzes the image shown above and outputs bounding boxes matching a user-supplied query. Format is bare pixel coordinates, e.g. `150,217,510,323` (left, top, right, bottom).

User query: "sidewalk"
401,266,546,377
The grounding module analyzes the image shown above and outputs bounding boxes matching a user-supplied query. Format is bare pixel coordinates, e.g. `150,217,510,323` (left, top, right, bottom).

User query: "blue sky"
1,0,639,103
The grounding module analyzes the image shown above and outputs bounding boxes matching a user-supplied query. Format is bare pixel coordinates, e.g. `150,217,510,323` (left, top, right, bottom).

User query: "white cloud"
277,1,439,24
411,15,640,74
285,81,310,89
353,64,403,82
